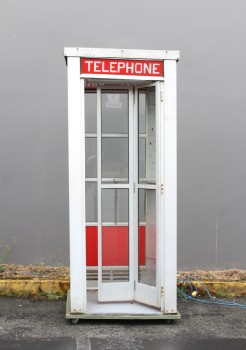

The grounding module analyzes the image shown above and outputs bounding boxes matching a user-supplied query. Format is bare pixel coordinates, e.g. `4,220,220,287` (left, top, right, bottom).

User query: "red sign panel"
81,58,163,77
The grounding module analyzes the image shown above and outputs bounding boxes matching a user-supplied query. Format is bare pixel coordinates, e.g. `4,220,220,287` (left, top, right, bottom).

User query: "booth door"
134,83,161,308
96,83,161,307
97,87,135,302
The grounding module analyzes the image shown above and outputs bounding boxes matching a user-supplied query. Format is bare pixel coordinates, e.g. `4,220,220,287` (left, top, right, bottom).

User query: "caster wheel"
71,318,79,325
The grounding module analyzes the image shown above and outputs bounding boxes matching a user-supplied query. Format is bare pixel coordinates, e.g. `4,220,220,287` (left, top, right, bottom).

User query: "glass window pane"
85,92,97,133
138,189,146,223
102,189,129,282
138,87,156,185
85,138,97,178
101,138,128,183
138,189,156,287
102,189,128,223
85,182,97,222
139,138,146,182
101,91,128,134
138,91,146,134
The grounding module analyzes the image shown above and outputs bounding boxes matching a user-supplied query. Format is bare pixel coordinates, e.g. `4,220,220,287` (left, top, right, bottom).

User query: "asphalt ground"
0,297,245,349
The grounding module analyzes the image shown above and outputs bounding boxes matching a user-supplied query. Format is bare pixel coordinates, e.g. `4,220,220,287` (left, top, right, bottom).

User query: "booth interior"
84,78,160,312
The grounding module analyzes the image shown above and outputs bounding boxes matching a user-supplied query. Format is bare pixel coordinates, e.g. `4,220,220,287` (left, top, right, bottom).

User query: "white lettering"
101,61,109,73
85,60,93,72
118,62,126,72
143,63,151,74
153,63,159,74
110,62,117,73
135,63,143,74
94,61,101,72
83,59,161,76
126,62,134,74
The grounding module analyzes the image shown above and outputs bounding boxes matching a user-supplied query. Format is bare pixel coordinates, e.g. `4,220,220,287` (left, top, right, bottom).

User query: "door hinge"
161,184,164,194
134,281,136,291
160,91,164,102
161,286,164,297
133,91,136,104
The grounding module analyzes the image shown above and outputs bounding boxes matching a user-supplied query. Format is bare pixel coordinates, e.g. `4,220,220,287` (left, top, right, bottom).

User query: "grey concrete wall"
0,0,245,269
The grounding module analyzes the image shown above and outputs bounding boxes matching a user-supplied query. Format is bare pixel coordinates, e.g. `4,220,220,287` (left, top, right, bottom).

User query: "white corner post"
163,59,178,313
67,57,86,313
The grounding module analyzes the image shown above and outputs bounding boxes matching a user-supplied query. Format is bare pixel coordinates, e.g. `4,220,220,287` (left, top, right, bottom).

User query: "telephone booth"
64,48,180,321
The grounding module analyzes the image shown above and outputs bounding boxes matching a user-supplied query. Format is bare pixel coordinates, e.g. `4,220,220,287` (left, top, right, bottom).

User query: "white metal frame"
65,47,179,60
67,57,86,313
163,60,177,313
66,48,179,315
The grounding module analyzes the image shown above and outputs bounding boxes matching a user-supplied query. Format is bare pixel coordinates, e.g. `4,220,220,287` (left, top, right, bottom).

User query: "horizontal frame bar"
101,184,130,189
85,222,147,226
85,133,147,138
81,74,164,81
64,47,180,61
137,184,157,190
85,178,156,183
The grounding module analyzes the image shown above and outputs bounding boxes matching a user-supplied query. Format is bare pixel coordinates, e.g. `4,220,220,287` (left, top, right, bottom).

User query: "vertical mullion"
155,81,161,306
145,92,149,181
97,88,102,294
134,88,139,291
129,88,134,286
160,80,165,312
80,79,87,310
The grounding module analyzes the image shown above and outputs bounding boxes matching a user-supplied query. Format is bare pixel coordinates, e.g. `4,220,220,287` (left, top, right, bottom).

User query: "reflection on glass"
85,182,97,222
102,189,128,223
101,138,128,183
138,92,146,134
138,87,156,184
138,189,156,287
85,92,97,133
85,138,97,178
102,189,129,282
102,91,128,134
139,138,146,181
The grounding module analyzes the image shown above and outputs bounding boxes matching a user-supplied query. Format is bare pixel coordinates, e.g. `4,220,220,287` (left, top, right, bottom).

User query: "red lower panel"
138,226,145,265
86,226,98,266
86,226,145,266
102,226,129,266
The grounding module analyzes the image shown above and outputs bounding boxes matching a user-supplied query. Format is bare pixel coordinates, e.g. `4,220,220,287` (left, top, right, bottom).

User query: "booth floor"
66,290,180,320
